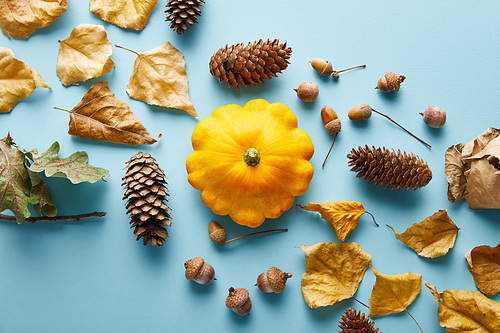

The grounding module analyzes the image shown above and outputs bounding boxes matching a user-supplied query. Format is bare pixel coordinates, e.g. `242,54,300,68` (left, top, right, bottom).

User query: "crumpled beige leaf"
0,0,68,39
300,242,371,308
425,281,500,332
445,127,500,209
119,43,197,118
368,265,421,317
297,201,377,241
56,24,114,86
0,47,51,113
387,210,459,258
465,243,500,296
89,0,158,31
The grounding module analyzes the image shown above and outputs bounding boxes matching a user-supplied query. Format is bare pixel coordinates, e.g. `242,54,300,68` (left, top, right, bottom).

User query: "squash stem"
224,228,288,244
244,147,260,166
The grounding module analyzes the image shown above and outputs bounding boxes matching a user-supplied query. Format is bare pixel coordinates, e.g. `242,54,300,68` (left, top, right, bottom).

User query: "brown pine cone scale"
339,308,379,333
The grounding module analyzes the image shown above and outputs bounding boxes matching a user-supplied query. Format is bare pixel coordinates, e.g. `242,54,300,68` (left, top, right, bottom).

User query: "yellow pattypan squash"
186,99,314,227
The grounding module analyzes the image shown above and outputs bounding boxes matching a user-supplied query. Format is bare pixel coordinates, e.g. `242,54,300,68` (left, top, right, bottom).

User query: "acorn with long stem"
320,106,341,168
310,58,366,78
208,220,288,244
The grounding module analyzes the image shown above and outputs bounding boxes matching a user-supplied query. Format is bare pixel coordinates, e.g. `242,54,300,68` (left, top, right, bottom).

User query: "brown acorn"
184,257,215,285
321,106,341,168
310,58,333,76
375,71,405,92
208,220,226,243
226,287,252,315
348,103,372,121
256,267,292,293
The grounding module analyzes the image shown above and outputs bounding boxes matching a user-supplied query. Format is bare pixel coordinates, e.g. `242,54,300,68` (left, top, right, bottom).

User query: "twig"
352,295,370,309
405,309,424,333
115,45,140,56
223,229,288,244
0,212,107,223
364,211,379,226
322,133,338,168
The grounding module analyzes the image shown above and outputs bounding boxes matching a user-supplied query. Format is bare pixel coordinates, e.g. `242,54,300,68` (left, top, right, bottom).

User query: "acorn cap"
267,267,292,293
226,287,249,308
384,71,406,91
184,257,204,280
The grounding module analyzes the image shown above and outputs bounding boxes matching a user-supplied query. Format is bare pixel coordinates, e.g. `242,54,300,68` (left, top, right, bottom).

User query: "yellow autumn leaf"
425,281,500,332
89,0,158,31
465,243,500,296
300,242,371,308
0,0,68,39
56,24,114,86
369,265,421,317
117,43,197,118
387,209,459,258
297,201,377,241
0,47,51,113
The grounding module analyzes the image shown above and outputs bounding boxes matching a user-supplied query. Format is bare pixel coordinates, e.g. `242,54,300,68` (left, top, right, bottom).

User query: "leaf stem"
0,212,106,223
115,45,139,56
352,295,370,309
53,106,70,113
322,133,338,168
364,211,379,226
223,229,288,244
405,309,424,333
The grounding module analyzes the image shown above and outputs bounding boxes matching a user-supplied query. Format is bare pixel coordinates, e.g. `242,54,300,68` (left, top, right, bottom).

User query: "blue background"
1,1,499,332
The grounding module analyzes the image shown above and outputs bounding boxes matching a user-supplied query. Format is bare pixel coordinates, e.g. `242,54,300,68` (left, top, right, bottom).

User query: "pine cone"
209,39,292,89
165,0,205,34
339,308,379,333
122,152,171,247
347,145,432,191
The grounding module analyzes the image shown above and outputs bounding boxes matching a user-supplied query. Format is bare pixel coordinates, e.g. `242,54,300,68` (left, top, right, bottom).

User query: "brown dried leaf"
300,242,371,308
121,43,197,118
0,47,51,113
89,0,158,31
387,210,459,258
445,144,467,203
59,81,159,145
465,243,500,296
0,0,68,39
56,24,114,86
425,281,500,332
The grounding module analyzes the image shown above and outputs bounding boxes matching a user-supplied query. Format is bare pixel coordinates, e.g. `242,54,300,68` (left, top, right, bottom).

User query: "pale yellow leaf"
465,243,500,296
89,0,158,31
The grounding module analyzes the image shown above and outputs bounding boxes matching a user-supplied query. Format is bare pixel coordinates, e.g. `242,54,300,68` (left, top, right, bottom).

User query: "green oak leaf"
27,170,56,217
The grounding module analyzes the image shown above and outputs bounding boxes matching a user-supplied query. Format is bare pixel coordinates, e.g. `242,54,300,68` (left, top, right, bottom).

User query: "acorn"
310,58,333,76
256,267,292,293
184,257,215,285
420,106,446,128
348,103,372,121
208,220,226,243
295,81,319,102
375,71,406,92
226,287,252,315
321,106,341,168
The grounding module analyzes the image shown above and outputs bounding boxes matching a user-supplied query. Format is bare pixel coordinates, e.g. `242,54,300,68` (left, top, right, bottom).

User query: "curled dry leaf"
387,210,459,258
117,43,197,118
465,243,500,296
0,47,51,113
368,265,421,317
57,24,114,86
0,0,68,39
445,127,500,209
300,242,371,308
425,281,500,332
55,81,159,145
89,0,158,31
297,201,377,241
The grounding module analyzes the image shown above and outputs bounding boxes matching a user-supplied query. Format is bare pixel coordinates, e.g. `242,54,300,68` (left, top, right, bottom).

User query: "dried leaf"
27,170,56,217
0,0,68,39
445,144,467,203
120,43,197,118
57,81,159,145
300,242,371,308
368,265,421,317
425,281,500,332
465,243,500,296
89,0,158,31
0,47,51,113
56,24,114,86
297,201,376,241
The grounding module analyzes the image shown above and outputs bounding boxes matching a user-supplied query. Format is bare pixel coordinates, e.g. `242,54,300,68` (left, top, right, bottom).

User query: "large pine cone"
339,308,379,333
209,39,292,89
347,145,432,191
165,0,205,34
122,152,171,247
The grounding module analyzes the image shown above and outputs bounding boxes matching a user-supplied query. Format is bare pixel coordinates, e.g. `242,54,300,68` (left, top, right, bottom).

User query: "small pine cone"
209,39,292,89
347,145,432,191
165,0,205,34
339,308,379,333
122,152,171,247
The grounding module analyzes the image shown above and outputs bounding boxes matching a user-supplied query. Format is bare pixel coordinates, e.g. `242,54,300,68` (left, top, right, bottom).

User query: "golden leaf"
297,201,376,241
425,281,500,332
368,265,421,317
465,243,500,296
300,242,371,308
118,43,197,118
0,47,51,113
56,81,159,145
89,0,158,31
56,24,114,86
0,0,67,39
387,210,459,258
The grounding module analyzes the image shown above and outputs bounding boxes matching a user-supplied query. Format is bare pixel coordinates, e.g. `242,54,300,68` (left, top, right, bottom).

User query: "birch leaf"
465,243,500,296
56,24,114,86
56,81,159,145
300,242,371,308
119,43,198,118
0,0,68,39
0,47,51,113
425,281,500,332
387,210,459,258
89,0,158,31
